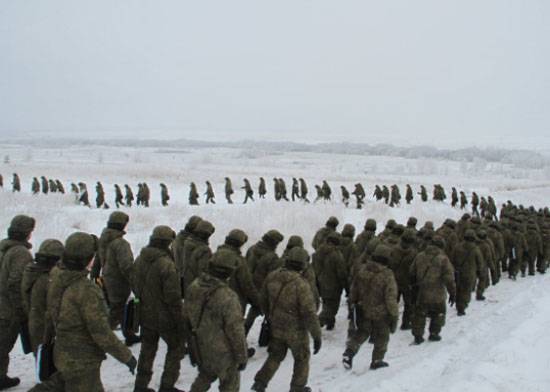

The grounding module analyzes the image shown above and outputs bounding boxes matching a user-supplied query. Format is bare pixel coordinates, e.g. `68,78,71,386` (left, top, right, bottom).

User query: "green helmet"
386,219,396,229
64,232,97,266
36,239,64,259
286,235,304,250
401,229,416,244
341,224,355,239
372,244,392,265
263,230,284,245
477,229,487,239
150,225,176,241
225,229,248,246
444,219,456,229
326,232,340,246
431,236,446,249
185,215,203,233
464,229,477,241
107,211,129,227
194,221,215,237
285,247,310,271
209,249,238,272
326,216,339,229
424,221,434,230
392,224,405,236
364,219,377,231
407,217,418,228
8,215,35,235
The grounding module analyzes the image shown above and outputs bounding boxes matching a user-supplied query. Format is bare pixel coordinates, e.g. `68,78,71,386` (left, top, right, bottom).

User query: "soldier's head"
464,229,477,242
392,224,405,236
431,236,446,250
326,216,339,230
407,217,418,228
341,224,355,239
63,232,98,270
285,247,310,272
471,217,481,226
326,232,340,246
444,219,456,230
401,229,416,247
184,215,203,234
107,211,129,231
372,244,392,266
35,239,64,267
262,230,284,249
208,249,238,281
286,235,304,251
422,228,434,243
364,219,377,232
194,221,215,240
385,219,396,230
461,213,471,221
423,221,434,231
7,214,35,242
149,225,176,250
225,229,248,248
477,229,487,240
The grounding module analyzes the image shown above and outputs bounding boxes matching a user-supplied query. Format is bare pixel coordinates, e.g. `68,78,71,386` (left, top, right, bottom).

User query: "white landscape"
1,141,549,391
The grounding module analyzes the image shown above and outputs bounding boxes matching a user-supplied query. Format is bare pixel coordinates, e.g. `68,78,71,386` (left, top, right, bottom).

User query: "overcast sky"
1,0,549,146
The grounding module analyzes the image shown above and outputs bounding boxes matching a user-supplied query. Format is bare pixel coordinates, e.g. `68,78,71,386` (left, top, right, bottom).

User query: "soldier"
273,178,281,201
55,180,65,194
352,183,366,209
487,196,498,221
406,217,418,234
322,180,332,201
451,187,458,207
355,219,377,255
436,219,459,258
418,185,428,202
49,179,57,193
508,220,527,280
31,177,40,194
225,177,234,204
90,212,139,346
451,229,484,315
314,185,323,203
382,185,390,204
460,191,468,210
389,185,400,207
410,236,456,344
342,245,398,370
312,216,339,251
313,232,347,330
244,230,284,335
525,222,543,276
181,220,215,295
252,248,322,392
471,192,480,217
476,229,496,299
40,176,49,194
160,183,170,207
173,216,203,290
0,215,35,388
279,178,289,201
242,179,255,204
291,178,300,201
480,197,488,217
299,178,309,203
0,174,2,188
189,182,200,205
183,250,248,392
205,181,215,204
132,226,185,392
373,185,382,201
115,184,125,208
21,239,64,354
258,177,267,199
340,224,359,282
96,182,105,208
125,184,134,207
405,184,413,204
136,183,143,206
341,186,350,207
11,174,20,193
70,182,79,196
78,182,90,207
379,219,396,241
142,183,151,207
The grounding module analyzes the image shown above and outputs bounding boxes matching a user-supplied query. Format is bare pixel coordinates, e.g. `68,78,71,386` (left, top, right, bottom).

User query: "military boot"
413,336,425,345
476,294,486,301
428,334,441,342
251,381,267,392
370,360,389,370
342,348,354,370
457,309,466,316
125,334,142,347
0,376,20,390
247,347,256,358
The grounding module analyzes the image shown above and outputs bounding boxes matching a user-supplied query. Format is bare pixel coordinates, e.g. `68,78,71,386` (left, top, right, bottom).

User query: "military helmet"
477,229,487,239
424,221,434,230
194,220,215,237
401,229,416,244
326,232,340,246
285,247,310,271
364,219,377,231
407,217,418,227
326,216,339,229
209,249,238,272
444,219,456,229
150,225,176,241
36,239,64,260
431,235,446,249
341,224,355,239
392,224,405,236
423,229,434,242
64,232,98,267
372,244,392,265
464,229,477,241
108,211,129,227
263,229,284,245
184,215,203,232
461,213,471,221
286,235,304,250
385,219,396,229
8,215,35,236
225,229,248,246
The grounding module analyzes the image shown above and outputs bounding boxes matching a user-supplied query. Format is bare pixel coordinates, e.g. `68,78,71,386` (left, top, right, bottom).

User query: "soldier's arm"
20,267,32,316
259,279,270,316
115,240,135,285
160,260,184,325
334,252,349,290
298,281,322,340
8,248,33,318
441,256,457,298
222,292,248,365
237,263,261,310
82,283,132,364
384,274,399,319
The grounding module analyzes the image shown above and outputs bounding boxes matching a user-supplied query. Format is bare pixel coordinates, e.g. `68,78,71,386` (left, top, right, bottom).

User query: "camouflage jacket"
0,238,33,321
246,241,282,290
451,241,484,284
182,236,211,293
312,243,347,298
21,262,51,351
355,229,375,255
410,245,456,305
93,228,133,290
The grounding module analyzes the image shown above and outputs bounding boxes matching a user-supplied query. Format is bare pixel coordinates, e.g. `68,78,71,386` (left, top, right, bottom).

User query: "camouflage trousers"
319,296,341,328
412,302,446,338
135,327,184,389
398,287,414,329
523,254,537,275
190,365,240,392
0,318,20,377
254,334,310,391
29,365,104,392
456,279,474,313
346,318,390,362
476,273,489,298
508,256,521,278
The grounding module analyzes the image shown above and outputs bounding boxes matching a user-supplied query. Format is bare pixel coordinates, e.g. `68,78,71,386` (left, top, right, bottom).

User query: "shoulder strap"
195,285,223,331
269,275,298,318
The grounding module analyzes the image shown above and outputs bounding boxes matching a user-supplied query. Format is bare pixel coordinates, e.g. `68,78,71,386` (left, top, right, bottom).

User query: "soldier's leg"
0,319,20,378
135,327,160,388
371,319,390,362
427,303,446,338
456,283,470,315
107,297,126,330
159,331,184,389
528,255,536,275
244,306,261,336
64,365,104,392
218,366,240,392
28,372,65,391
411,305,427,339
319,297,339,329
476,276,486,299
345,319,371,355
253,338,288,389
401,289,413,329
288,335,311,391
190,369,217,392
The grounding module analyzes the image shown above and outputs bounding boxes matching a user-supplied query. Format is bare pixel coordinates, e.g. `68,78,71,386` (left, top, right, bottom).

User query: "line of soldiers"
1,200,548,391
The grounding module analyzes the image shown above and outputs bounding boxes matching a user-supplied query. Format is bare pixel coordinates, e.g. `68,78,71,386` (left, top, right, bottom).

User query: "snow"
1,142,549,391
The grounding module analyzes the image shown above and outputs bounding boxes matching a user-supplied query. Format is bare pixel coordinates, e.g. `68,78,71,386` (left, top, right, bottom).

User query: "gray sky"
1,0,549,146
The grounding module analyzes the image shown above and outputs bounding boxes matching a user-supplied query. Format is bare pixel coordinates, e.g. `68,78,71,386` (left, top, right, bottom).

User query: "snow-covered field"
1,142,549,391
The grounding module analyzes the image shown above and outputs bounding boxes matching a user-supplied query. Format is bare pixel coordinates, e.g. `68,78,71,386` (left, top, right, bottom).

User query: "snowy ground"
1,142,549,391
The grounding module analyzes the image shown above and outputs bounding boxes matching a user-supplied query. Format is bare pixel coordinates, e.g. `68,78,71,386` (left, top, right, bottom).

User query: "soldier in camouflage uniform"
352,183,365,209
460,191,467,209
124,184,134,207
182,221,215,295
418,185,428,202
11,174,20,193
55,180,65,194
114,184,125,208
205,181,215,204
311,216,339,251
373,185,382,201
476,229,496,299
272,178,281,201
471,192,480,217
291,178,300,201
173,216,203,293
133,226,185,392
508,220,527,279
355,219,377,255
160,183,170,206
225,177,234,204
49,179,58,193
32,177,40,195
136,183,143,206
313,232,347,330
391,229,418,330
21,239,64,353
282,236,319,310
96,182,105,208
410,236,456,344
389,184,400,207
252,247,322,392
189,182,200,205
322,180,332,201
378,219,396,241
244,230,284,334
142,183,151,207
451,187,458,207
0,215,35,389
31,232,136,392
340,186,350,207
90,212,139,346
381,185,389,204
314,185,323,203
405,184,413,204
183,250,248,392
342,245,398,370
525,222,543,276
78,182,90,207
279,178,290,201
41,176,49,194
258,177,267,199
243,179,255,203
299,178,309,203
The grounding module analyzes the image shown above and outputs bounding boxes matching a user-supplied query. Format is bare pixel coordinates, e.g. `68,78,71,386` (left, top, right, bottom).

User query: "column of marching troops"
2,173,499,218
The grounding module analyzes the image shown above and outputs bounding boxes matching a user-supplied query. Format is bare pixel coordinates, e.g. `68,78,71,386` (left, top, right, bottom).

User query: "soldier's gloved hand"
313,337,322,355
126,356,137,375
238,361,247,371
448,294,456,308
